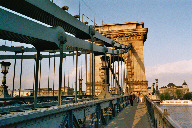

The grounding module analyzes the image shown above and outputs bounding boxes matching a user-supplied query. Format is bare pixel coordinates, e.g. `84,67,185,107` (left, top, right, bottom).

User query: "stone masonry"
86,22,148,96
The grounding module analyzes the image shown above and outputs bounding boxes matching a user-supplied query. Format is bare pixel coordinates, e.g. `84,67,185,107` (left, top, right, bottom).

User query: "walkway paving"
105,101,151,128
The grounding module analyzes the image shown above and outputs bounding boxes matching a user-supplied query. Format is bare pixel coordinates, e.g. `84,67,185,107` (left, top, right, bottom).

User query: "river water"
159,105,192,128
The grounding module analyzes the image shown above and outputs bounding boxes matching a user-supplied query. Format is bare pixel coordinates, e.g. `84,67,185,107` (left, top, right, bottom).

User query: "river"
159,105,192,128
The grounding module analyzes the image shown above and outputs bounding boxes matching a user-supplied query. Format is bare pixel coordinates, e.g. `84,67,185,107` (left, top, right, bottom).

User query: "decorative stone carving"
86,22,148,96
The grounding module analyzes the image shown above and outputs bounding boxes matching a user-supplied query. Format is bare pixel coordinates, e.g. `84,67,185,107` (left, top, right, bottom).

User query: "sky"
0,0,192,91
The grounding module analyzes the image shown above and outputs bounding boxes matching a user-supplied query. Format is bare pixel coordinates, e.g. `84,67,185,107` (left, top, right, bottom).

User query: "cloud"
146,59,192,91
146,60,192,77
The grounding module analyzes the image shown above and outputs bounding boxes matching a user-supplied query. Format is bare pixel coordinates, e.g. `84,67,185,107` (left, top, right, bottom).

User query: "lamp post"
0,61,11,98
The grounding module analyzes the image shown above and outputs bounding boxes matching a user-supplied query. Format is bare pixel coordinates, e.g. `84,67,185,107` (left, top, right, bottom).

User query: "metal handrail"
0,96,129,127
145,96,181,128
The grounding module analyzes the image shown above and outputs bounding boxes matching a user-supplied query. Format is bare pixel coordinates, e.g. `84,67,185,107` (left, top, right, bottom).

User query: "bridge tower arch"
86,22,148,96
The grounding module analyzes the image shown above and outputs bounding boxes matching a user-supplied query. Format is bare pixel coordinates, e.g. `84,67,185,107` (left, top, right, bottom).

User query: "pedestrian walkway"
105,101,151,128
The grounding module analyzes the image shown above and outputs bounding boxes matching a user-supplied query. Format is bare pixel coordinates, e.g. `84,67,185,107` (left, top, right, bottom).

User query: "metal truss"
0,96,129,128
0,0,132,109
0,0,124,48
0,3,130,53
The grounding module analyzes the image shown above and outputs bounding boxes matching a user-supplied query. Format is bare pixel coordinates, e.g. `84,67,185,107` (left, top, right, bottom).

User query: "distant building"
8,89,32,97
8,87,74,97
61,87,74,95
38,87,74,96
37,88,54,96
76,91,86,95
159,81,189,99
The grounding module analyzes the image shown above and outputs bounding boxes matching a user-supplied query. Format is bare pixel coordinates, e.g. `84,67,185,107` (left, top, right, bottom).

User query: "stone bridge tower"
86,22,148,96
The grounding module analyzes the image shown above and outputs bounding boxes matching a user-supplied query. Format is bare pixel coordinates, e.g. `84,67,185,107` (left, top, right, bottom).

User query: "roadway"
105,100,151,128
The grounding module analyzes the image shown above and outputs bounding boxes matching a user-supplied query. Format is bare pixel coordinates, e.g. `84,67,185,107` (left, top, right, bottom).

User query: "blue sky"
55,0,192,90
0,0,192,91
62,0,191,64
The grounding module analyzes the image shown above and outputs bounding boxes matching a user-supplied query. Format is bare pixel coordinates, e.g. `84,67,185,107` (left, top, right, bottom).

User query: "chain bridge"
0,1,181,128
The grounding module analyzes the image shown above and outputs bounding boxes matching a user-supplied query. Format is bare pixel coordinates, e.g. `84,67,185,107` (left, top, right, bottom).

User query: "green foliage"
160,94,164,101
159,93,171,100
176,90,182,99
164,92,171,100
183,92,192,100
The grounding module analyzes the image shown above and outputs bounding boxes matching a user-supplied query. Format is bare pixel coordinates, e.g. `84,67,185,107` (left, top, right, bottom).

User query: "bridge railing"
0,96,129,128
0,95,92,103
145,96,181,128
0,95,92,114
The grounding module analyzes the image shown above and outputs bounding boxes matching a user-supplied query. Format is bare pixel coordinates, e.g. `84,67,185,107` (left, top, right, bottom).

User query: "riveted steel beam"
0,54,66,60
0,96,129,127
0,45,128,55
0,0,128,48
0,45,72,53
0,9,126,54
0,9,61,50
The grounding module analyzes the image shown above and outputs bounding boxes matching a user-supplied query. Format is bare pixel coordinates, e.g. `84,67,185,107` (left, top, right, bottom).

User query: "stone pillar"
97,55,111,99
0,72,10,98
79,79,82,95
0,86,3,98
155,79,158,91
93,22,148,96
86,53,94,96
127,40,148,95
86,54,111,98
152,83,155,95
86,55,109,96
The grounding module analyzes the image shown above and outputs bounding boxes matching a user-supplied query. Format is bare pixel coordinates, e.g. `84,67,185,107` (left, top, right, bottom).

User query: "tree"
183,92,192,100
176,90,182,99
160,94,164,101
164,92,171,100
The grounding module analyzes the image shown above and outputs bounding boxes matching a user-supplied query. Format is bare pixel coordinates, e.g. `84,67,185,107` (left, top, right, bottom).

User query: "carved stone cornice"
95,22,148,44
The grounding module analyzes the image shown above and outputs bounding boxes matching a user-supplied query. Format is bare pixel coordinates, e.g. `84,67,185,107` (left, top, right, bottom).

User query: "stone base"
123,87,129,96
115,88,121,95
0,85,10,98
0,86,4,98
124,92,129,96
98,90,112,99
150,94,160,100
149,94,161,104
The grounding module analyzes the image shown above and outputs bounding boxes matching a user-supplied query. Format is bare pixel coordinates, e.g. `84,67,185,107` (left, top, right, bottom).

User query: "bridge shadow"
131,47,145,74
105,101,151,128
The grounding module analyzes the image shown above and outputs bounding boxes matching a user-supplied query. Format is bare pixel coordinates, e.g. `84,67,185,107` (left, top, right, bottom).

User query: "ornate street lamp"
0,61,11,98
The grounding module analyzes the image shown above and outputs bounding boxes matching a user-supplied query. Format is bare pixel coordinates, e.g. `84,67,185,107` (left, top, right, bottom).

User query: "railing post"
121,97,124,109
164,109,168,115
83,109,86,128
113,103,116,117
127,96,129,105
117,98,120,113
100,108,106,125
68,110,73,128
75,48,78,103
34,50,40,108
58,43,63,106
95,103,101,128
122,97,125,108
58,33,66,105
154,105,157,128
109,100,113,119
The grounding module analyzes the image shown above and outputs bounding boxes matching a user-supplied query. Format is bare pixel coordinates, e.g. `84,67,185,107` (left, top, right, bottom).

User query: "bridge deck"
106,101,151,128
